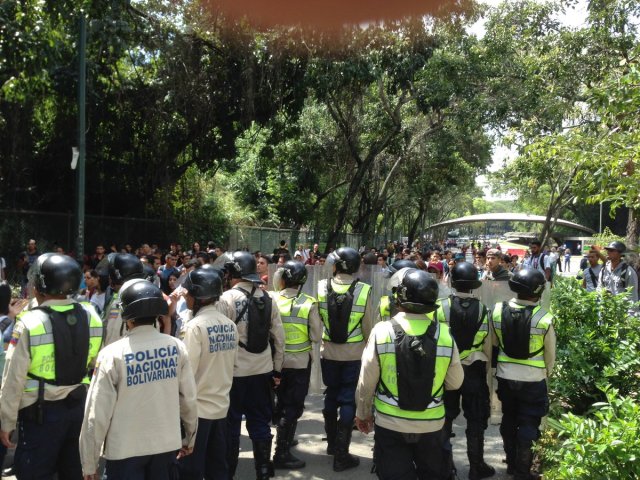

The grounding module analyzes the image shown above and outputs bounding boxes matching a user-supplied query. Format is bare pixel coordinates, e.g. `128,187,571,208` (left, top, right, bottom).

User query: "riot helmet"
224,251,263,283
508,268,546,298
384,259,417,278
450,262,482,291
183,269,222,301
119,279,168,321
280,260,308,288
31,253,82,296
142,264,157,283
108,253,144,285
328,247,361,275
394,268,439,314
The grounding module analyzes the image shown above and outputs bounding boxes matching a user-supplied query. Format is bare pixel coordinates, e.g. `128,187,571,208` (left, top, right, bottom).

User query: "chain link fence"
0,209,362,281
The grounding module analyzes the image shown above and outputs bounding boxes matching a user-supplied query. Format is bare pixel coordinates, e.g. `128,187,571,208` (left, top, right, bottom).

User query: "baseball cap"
427,262,444,273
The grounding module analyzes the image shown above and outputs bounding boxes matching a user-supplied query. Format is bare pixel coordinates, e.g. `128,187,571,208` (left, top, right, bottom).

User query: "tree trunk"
407,202,426,248
626,207,638,249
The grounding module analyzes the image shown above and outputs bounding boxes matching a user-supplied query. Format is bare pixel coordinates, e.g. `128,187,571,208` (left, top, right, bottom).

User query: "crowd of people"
0,235,636,480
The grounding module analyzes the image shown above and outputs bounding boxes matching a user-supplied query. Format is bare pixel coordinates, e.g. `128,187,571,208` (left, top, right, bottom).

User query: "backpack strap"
588,267,598,289
234,286,257,325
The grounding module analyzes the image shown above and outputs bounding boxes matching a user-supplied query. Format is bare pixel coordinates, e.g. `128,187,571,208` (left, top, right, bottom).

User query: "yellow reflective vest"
21,303,103,392
374,317,453,421
276,293,316,353
492,301,551,369
438,297,489,361
318,280,371,344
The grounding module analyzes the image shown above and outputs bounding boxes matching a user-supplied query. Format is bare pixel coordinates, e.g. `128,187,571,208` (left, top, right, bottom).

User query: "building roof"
429,213,594,234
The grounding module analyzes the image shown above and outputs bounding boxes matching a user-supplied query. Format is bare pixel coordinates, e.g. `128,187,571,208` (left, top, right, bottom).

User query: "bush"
539,387,640,480
550,277,640,415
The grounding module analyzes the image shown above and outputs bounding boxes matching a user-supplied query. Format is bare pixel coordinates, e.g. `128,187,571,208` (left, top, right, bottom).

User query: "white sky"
472,0,589,200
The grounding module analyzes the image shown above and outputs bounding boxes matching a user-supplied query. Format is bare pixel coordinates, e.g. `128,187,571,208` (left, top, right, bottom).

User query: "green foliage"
592,227,626,248
540,387,640,480
539,276,640,479
549,277,640,415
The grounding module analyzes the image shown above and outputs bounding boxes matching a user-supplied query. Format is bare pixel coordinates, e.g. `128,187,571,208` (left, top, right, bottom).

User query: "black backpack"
448,296,486,353
236,286,272,354
30,304,90,386
382,319,438,411
326,280,358,344
499,304,542,360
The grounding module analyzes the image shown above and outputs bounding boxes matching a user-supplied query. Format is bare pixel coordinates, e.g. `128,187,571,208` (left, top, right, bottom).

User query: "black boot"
467,432,495,480
514,443,540,480
252,439,274,480
444,417,456,438
290,420,299,447
273,419,306,469
323,410,338,455
333,422,360,472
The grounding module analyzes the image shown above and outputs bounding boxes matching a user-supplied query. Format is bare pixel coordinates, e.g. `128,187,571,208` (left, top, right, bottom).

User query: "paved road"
234,393,512,480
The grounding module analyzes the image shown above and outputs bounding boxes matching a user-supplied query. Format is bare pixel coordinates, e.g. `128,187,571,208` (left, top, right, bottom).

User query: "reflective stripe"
29,333,54,346
439,299,450,322
288,340,311,350
89,327,103,337
376,392,443,410
530,327,546,335
376,342,395,355
478,323,488,332
348,327,362,339
351,305,366,313
436,346,453,357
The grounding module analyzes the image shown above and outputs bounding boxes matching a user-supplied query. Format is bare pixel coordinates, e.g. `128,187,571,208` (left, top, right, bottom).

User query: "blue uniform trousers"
178,417,228,480
497,378,548,449
104,451,176,480
321,359,360,426
274,361,311,422
373,425,452,480
14,399,84,480
443,360,490,436
226,373,273,475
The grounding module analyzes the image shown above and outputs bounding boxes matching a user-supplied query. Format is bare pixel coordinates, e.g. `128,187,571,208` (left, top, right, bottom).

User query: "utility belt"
19,384,87,424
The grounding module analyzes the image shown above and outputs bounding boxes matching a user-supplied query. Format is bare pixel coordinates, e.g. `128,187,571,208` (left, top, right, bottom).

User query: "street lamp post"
75,15,87,262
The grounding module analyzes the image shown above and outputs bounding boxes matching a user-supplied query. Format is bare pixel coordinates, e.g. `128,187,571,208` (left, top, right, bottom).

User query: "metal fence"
0,209,362,280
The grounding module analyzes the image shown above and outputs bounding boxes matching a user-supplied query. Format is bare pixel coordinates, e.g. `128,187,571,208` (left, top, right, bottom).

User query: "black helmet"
508,268,546,297
394,268,439,314
183,269,222,301
142,264,157,282
384,259,417,278
605,241,626,253
32,253,82,295
108,253,144,285
224,251,263,283
281,260,308,287
450,262,482,290
328,247,361,274
119,279,168,320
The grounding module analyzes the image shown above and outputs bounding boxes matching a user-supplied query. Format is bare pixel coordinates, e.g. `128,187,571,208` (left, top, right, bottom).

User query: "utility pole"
75,16,87,262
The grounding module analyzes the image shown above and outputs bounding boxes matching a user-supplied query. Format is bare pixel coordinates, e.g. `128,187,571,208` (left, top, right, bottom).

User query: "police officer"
220,251,285,480
79,279,198,480
491,268,556,480
0,253,103,479
272,260,322,470
598,241,639,302
355,269,463,479
440,262,495,480
318,247,373,471
378,260,416,323
177,269,237,480
102,253,144,346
